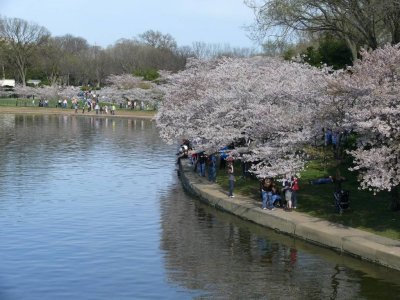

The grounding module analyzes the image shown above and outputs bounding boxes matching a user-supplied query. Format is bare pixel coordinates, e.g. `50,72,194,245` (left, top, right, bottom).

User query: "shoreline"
0,106,156,119
178,160,400,272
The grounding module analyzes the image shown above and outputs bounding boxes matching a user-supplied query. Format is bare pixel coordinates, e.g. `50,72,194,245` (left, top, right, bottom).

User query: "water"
0,114,399,300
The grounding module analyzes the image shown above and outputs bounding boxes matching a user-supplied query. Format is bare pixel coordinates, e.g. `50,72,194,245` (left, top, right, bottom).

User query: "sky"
0,0,258,49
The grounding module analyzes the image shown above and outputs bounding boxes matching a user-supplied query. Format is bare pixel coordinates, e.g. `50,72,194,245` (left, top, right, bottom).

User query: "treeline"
0,16,258,87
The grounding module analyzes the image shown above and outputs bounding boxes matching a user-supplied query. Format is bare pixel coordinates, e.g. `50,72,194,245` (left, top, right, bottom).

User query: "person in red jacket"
291,176,299,209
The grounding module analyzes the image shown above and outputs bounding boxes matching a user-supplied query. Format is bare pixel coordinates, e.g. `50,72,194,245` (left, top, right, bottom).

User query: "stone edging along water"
178,161,400,272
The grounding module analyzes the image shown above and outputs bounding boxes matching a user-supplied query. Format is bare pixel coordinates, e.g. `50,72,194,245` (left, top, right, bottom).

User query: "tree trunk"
14,51,27,86
16,62,26,86
391,22,400,44
20,71,26,87
390,185,400,211
345,37,358,61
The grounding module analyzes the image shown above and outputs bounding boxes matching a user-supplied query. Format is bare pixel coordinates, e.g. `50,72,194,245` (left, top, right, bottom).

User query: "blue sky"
0,0,257,49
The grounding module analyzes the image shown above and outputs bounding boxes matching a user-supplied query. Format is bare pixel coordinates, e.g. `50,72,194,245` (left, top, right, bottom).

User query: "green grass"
0,98,156,112
216,148,400,240
0,97,62,107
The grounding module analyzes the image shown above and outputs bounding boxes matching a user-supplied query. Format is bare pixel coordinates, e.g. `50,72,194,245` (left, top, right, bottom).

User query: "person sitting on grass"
309,176,333,185
310,173,346,187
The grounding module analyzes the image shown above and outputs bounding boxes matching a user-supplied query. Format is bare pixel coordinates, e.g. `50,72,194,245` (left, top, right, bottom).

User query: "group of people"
323,128,350,159
177,139,301,208
38,99,49,107
260,176,299,211
176,139,223,185
57,99,69,108
196,151,218,183
78,100,116,115
55,96,117,115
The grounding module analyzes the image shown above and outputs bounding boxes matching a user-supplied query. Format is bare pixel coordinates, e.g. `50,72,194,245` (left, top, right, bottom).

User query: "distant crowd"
26,89,153,114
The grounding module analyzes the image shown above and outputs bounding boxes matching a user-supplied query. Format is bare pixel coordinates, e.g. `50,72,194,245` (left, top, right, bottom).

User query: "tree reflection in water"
160,183,400,299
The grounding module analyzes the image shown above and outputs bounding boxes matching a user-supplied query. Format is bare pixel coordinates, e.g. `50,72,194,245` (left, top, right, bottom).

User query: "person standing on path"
227,159,235,198
198,152,207,177
208,153,217,182
291,176,299,209
283,180,293,211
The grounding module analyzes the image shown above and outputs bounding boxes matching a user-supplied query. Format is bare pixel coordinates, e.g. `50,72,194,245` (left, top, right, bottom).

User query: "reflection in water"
160,184,400,299
0,114,399,300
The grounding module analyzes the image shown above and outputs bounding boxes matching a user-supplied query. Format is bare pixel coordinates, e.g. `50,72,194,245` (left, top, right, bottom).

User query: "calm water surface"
0,114,399,300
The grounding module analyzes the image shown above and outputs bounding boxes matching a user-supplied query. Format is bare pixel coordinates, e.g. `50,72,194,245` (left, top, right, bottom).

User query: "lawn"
0,98,156,118
216,147,400,240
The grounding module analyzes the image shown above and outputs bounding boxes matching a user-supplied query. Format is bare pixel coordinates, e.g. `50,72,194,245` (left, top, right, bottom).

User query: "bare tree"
87,45,112,87
382,1,400,44
55,34,89,54
0,39,8,79
245,0,400,60
107,37,186,74
36,38,63,86
191,41,258,59
0,17,50,85
139,30,177,50
107,39,143,73
0,17,188,86
54,34,90,85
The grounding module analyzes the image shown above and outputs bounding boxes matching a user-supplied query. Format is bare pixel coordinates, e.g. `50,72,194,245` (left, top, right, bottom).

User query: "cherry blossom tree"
103,74,163,107
57,85,80,100
156,56,328,178
328,44,400,210
157,45,400,209
14,84,57,100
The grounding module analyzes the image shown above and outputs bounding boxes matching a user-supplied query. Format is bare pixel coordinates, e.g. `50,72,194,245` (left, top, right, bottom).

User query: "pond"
0,114,399,299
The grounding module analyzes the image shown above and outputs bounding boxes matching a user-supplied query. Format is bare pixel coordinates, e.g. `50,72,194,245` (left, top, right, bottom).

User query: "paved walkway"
179,161,400,272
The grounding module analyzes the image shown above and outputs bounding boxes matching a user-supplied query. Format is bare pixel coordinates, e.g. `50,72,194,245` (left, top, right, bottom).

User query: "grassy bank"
216,149,400,240
0,99,156,119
